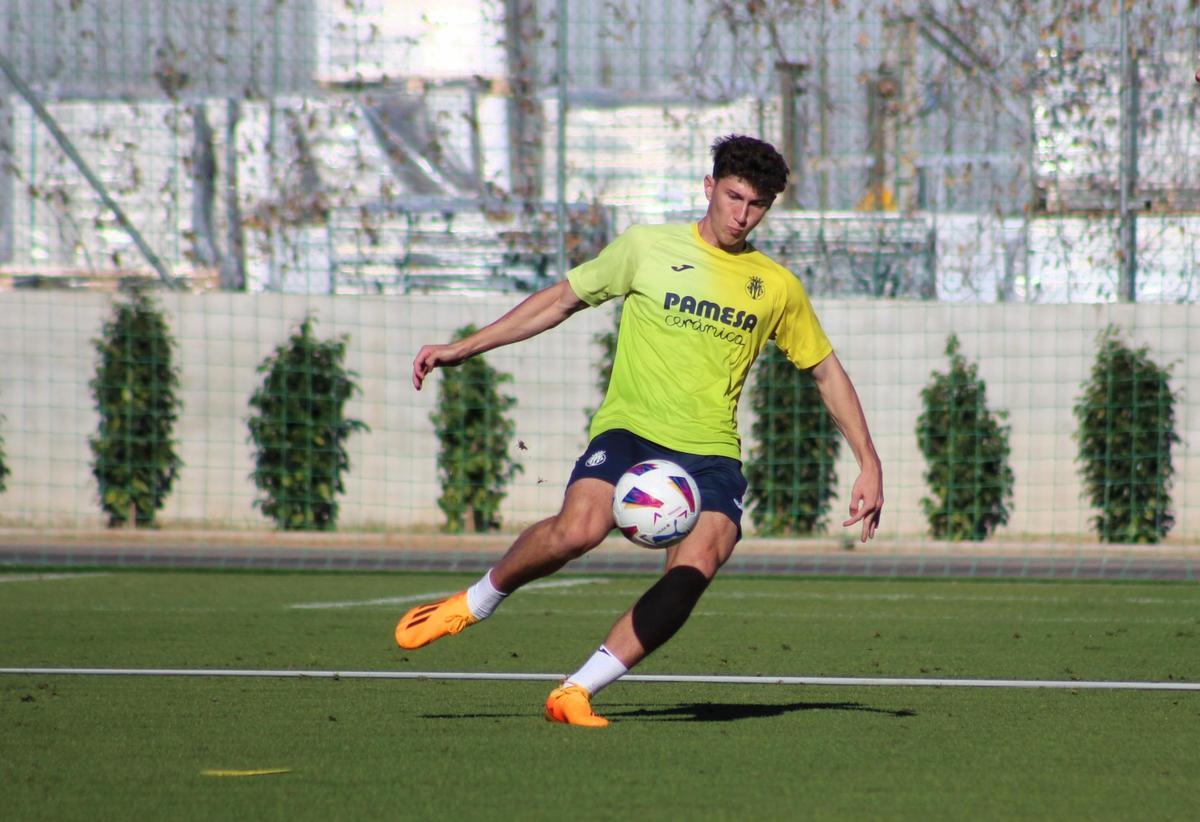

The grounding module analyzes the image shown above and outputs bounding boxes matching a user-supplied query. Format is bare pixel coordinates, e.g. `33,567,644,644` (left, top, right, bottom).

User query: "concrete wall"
0,291,1196,540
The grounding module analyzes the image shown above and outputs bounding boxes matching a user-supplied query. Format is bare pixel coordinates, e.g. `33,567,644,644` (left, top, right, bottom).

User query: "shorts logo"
585,450,607,468
733,497,744,511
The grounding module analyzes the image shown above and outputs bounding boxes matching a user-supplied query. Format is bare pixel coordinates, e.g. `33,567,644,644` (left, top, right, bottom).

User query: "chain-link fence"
2,1,1198,301
0,2,1198,569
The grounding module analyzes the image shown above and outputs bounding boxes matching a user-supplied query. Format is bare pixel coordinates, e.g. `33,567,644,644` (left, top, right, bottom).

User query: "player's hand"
842,467,883,542
412,343,465,390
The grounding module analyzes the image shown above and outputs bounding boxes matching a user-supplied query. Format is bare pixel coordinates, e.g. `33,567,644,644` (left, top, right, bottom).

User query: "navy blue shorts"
567,428,748,538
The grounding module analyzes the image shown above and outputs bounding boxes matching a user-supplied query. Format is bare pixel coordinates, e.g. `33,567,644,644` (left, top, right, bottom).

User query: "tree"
432,325,522,533
745,345,841,535
89,289,183,527
916,334,1014,541
0,409,10,494
247,317,368,531
1074,326,1179,543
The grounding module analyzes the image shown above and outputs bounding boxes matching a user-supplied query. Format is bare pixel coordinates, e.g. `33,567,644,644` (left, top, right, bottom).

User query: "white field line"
332,584,1198,610
704,589,1200,607
0,573,109,584
493,606,1200,626
288,577,607,610
0,667,1195,691
293,581,1198,611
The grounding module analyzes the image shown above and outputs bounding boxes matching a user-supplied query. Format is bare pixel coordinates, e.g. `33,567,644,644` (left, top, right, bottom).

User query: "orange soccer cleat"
394,591,478,650
544,684,609,728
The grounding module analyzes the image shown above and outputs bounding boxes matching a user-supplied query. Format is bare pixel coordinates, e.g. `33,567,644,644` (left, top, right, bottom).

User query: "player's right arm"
412,279,588,390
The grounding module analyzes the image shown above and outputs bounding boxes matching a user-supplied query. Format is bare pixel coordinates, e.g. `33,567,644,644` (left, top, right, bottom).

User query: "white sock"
465,569,508,620
565,645,629,696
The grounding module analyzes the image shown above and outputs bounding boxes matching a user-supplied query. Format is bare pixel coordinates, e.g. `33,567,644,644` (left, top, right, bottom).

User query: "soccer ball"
611,459,701,548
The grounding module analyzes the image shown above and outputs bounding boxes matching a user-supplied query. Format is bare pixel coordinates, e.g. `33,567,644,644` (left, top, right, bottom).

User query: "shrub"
0,411,10,493
745,345,841,535
247,316,368,531
1074,326,1179,544
432,325,522,532
916,334,1013,541
89,289,183,527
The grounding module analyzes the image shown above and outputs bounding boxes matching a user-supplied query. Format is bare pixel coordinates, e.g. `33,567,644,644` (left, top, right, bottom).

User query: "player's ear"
703,175,714,201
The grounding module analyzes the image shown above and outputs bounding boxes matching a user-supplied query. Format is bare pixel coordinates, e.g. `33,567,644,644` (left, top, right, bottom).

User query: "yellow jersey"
567,223,832,459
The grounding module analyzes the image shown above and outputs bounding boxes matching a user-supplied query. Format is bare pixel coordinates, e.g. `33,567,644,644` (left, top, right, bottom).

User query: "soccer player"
398,135,884,727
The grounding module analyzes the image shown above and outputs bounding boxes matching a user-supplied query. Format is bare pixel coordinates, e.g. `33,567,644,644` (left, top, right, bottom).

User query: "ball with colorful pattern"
611,459,702,548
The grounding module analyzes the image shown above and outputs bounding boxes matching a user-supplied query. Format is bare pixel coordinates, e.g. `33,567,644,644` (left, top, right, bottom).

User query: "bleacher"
664,209,937,299
327,198,611,295
754,212,936,299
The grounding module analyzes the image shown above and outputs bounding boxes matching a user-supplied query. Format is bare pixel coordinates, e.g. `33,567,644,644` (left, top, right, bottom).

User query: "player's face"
700,174,773,253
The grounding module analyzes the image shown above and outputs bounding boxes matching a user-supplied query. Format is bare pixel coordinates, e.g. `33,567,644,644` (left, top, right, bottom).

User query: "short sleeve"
773,274,833,369
566,226,643,306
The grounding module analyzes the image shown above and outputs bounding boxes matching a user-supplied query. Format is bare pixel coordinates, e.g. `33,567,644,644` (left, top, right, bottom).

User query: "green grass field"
2,569,1198,820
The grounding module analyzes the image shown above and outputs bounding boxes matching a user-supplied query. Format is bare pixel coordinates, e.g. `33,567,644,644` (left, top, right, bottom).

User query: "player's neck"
696,217,748,255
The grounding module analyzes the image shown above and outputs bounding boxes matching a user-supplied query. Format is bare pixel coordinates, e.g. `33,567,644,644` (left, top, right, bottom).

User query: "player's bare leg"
546,512,738,727
489,478,615,592
395,479,614,650
601,511,738,667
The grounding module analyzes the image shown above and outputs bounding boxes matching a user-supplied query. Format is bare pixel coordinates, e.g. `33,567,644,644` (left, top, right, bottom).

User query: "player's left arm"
808,352,884,542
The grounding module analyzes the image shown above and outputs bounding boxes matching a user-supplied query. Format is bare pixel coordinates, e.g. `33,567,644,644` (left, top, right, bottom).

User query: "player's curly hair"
710,135,789,201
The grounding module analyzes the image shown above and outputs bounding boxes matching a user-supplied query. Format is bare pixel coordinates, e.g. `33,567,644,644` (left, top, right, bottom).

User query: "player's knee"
667,544,729,581
685,556,721,582
546,513,608,559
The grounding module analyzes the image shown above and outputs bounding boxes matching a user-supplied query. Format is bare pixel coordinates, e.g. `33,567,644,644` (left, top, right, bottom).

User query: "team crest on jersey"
746,276,765,300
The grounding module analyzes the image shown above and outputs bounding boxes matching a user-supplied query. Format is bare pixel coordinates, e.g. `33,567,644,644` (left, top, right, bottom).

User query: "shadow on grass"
609,701,917,722
422,702,916,722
